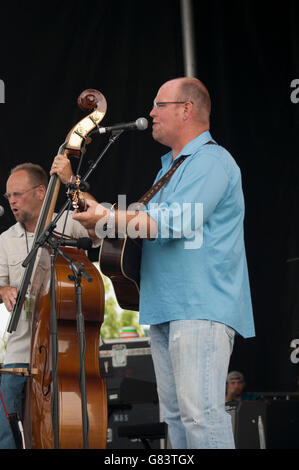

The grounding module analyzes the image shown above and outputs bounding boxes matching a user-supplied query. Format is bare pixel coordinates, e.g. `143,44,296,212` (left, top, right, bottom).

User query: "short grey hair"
10,162,48,188
178,78,211,124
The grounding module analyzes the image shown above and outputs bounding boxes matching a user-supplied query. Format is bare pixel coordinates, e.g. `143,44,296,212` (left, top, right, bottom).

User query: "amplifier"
99,338,165,449
227,400,299,449
227,401,267,449
266,401,299,449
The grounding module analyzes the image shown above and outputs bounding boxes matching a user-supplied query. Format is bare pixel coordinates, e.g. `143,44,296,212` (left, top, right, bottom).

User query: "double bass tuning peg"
77,89,107,114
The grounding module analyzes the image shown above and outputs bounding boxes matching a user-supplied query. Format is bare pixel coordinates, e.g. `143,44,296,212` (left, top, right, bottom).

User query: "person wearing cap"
226,371,260,403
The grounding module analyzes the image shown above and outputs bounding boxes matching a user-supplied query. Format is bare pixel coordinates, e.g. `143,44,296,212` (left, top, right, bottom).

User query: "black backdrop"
1,0,299,392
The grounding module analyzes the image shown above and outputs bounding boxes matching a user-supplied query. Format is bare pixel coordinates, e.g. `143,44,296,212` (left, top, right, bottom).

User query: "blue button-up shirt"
139,131,255,338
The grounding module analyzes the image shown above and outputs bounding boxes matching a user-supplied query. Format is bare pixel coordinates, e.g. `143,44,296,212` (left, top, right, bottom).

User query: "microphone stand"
81,129,124,184
59,245,93,449
47,233,92,449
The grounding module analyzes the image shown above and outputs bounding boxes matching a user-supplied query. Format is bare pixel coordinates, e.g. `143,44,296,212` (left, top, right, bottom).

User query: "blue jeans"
150,320,235,449
0,363,28,449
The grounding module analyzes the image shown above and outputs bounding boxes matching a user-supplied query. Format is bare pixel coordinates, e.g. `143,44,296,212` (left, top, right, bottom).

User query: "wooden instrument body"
23,246,107,449
99,236,141,311
2,88,109,448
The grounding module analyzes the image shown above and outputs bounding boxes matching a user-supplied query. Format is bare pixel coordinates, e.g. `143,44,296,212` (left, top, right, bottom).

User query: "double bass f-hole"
39,345,50,397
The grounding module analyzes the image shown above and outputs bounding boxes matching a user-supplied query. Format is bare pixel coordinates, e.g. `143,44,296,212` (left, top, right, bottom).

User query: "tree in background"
100,274,145,339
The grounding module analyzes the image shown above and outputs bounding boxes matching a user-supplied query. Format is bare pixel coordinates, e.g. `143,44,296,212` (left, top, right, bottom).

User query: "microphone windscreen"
136,117,148,130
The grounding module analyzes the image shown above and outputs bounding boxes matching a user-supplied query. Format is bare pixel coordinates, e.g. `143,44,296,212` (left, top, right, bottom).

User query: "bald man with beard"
73,77,255,449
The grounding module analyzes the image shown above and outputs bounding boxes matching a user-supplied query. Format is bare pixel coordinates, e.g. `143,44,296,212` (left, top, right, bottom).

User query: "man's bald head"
167,77,211,125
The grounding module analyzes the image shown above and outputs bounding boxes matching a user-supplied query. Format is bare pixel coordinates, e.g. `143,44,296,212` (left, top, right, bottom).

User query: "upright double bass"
16,89,108,448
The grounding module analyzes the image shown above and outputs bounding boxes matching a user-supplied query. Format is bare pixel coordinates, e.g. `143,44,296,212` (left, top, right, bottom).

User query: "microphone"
98,117,148,134
58,237,92,250
0,206,4,217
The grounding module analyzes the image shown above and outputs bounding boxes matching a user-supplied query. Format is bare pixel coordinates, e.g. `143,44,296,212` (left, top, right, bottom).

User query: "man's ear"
182,101,193,121
37,185,46,201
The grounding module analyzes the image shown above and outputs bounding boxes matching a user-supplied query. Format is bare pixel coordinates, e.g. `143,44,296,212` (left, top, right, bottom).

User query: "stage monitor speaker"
228,401,267,449
228,399,299,449
266,401,299,449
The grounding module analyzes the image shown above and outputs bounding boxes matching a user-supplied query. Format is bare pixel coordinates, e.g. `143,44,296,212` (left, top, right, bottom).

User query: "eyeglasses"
4,185,41,200
153,101,193,109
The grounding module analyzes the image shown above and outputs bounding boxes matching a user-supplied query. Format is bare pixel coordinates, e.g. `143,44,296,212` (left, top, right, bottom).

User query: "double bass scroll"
62,89,107,159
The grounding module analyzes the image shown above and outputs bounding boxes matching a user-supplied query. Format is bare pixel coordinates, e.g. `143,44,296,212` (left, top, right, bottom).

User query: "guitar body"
99,236,142,311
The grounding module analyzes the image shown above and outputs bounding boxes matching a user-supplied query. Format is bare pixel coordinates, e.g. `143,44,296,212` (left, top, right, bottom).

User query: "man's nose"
149,105,156,118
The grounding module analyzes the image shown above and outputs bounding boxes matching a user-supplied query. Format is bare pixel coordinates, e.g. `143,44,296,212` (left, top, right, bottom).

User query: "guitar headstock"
66,175,87,212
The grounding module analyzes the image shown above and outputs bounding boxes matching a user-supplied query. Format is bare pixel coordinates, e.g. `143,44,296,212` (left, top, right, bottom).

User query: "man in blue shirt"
73,77,255,449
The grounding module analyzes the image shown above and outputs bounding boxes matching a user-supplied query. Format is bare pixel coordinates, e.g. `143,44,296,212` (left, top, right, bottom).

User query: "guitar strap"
136,141,217,208
136,155,188,208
